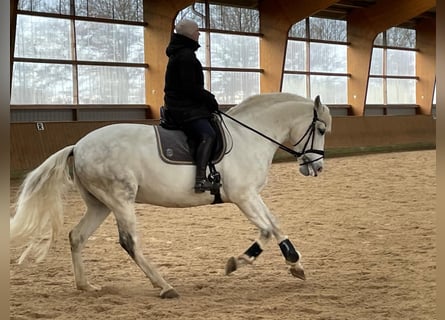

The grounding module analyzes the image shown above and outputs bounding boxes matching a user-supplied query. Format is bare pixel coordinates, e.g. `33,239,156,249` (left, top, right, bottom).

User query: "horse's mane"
227,92,332,131
227,93,311,116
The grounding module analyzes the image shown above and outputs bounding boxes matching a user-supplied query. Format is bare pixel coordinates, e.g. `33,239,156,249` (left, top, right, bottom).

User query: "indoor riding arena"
10,1,436,319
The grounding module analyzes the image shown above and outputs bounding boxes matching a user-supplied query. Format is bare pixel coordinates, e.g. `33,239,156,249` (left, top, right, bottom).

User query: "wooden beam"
143,0,193,119
349,0,436,34
416,18,436,115
347,0,436,115
259,0,339,93
346,22,374,116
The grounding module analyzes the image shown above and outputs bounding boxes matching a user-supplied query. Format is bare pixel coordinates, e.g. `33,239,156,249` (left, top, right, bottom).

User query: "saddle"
154,113,227,165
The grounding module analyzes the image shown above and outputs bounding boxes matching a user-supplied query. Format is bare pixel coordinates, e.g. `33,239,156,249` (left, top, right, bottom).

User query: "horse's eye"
318,128,326,135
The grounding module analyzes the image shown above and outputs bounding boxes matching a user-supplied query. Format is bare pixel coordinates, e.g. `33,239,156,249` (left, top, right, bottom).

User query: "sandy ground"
10,150,436,320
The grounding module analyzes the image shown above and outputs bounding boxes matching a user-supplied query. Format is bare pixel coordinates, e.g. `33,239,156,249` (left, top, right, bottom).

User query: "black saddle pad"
154,119,226,165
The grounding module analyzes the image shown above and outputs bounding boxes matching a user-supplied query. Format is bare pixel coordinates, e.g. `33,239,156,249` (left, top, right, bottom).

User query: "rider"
163,19,219,193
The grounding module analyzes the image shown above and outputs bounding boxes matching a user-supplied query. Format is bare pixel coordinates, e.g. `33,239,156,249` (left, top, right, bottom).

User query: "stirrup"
194,179,214,193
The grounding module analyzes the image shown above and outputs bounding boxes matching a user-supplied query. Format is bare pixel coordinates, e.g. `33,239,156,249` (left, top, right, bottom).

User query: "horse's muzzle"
299,156,323,177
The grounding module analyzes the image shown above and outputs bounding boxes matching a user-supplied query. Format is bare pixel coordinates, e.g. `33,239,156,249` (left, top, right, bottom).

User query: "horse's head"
291,95,332,177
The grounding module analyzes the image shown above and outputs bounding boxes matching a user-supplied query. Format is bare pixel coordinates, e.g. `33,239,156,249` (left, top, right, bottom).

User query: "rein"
217,109,324,165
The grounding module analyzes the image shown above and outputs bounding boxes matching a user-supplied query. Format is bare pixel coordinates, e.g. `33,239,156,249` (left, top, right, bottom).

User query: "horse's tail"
10,145,75,264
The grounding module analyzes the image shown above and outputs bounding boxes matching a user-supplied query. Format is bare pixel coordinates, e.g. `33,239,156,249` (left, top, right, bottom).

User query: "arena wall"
10,116,436,175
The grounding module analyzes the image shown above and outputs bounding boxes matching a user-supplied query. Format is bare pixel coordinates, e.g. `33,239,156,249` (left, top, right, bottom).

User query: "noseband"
217,109,325,166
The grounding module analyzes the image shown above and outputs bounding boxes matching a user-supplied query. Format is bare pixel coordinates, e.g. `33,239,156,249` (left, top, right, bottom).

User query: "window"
366,27,417,106
176,2,261,106
283,17,349,105
11,0,147,122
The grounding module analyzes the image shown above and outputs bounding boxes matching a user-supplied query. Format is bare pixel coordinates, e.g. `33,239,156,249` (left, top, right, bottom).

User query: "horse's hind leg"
112,203,179,299
69,191,111,291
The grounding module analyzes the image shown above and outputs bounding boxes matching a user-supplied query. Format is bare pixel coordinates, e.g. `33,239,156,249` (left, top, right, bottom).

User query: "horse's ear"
314,95,321,108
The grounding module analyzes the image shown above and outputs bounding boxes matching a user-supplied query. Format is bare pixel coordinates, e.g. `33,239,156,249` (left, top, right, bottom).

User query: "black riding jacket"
163,33,218,124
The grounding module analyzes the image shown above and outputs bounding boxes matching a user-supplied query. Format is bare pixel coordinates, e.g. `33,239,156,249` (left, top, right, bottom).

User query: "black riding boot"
194,135,215,193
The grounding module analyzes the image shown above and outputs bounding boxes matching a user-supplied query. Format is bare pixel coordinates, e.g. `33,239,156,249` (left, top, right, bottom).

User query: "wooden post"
416,18,436,115
143,0,193,119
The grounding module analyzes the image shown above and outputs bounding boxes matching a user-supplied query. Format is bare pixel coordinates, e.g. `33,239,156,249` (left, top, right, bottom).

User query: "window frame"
365,27,419,115
282,17,351,113
11,3,149,122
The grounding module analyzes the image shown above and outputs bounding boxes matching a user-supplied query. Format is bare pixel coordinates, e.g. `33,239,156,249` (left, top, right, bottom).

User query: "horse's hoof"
160,288,179,299
225,256,237,275
77,283,101,291
290,266,306,280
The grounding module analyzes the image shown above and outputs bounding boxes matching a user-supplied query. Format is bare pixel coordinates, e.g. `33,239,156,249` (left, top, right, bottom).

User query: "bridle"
217,108,326,166
290,109,326,165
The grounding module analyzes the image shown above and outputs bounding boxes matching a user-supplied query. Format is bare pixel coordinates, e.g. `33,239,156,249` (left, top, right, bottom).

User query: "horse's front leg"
227,195,305,280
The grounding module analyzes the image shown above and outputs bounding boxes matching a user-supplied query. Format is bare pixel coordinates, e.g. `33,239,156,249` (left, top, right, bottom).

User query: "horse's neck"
229,96,309,144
